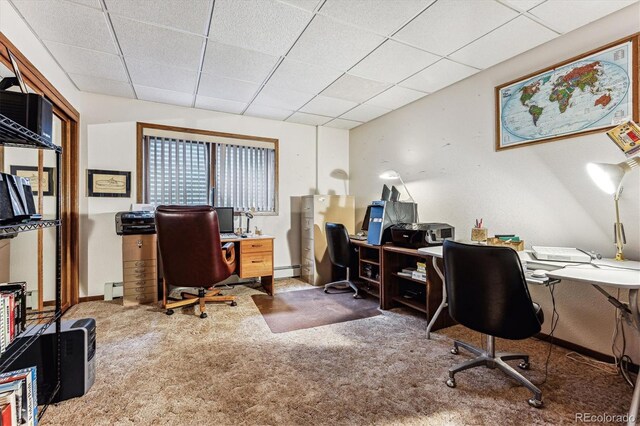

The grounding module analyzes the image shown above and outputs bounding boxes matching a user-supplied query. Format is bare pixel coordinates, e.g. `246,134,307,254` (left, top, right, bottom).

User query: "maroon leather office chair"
155,205,237,318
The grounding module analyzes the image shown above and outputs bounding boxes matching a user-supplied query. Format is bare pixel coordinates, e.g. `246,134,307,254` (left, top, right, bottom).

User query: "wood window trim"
0,31,80,309
136,122,280,215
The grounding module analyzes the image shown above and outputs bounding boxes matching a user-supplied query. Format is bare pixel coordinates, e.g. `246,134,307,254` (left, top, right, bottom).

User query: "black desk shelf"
0,112,63,420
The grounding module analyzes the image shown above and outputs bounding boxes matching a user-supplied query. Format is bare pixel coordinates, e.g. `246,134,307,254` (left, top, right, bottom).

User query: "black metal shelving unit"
0,113,62,420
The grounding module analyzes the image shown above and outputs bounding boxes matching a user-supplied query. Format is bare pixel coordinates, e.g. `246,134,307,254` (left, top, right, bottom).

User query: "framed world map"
496,35,638,151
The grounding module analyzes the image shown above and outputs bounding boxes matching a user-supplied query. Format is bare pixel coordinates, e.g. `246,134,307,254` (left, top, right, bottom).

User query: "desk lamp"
586,156,639,260
379,169,415,202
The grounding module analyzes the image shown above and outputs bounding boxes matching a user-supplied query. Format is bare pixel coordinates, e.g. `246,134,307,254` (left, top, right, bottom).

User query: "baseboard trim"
535,332,639,374
44,295,104,306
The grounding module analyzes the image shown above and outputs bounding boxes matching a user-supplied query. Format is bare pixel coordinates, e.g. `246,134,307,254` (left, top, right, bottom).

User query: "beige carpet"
41,279,634,425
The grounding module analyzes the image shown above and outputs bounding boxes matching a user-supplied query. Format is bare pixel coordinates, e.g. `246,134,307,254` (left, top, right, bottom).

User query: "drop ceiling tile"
367,86,425,109
277,0,321,12
195,95,247,114
319,0,432,36
449,16,556,69
253,85,315,111
500,0,546,12
349,40,440,84
105,0,212,34
286,112,332,126
287,15,385,71
134,84,194,107
209,0,312,56
399,59,478,93
111,16,205,70
12,0,117,53
198,73,261,103
529,0,637,33
340,103,391,122
65,0,102,9
126,58,198,93
321,74,391,103
266,58,343,94
69,73,134,98
202,42,279,84
394,0,518,56
45,41,127,81
324,118,362,130
299,95,358,116
245,104,293,120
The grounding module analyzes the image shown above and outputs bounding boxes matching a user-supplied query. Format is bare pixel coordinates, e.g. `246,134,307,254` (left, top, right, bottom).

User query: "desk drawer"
123,292,157,306
124,259,156,269
301,197,314,218
123,235,156,261
123,281,156,296
240,253,273,278
240,239,273,254
301,217,314,238
123,269,156,281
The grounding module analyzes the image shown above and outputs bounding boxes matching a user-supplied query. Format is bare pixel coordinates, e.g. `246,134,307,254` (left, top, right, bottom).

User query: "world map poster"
497,40,635,150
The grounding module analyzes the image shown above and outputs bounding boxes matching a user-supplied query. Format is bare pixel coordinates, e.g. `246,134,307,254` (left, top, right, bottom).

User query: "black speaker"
4,318,96,404
0,91,53,143
0,173,38,224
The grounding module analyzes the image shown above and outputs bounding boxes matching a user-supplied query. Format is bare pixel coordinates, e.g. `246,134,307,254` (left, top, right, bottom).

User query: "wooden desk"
350,239,382,298
221,235,275,295
382,244,452,332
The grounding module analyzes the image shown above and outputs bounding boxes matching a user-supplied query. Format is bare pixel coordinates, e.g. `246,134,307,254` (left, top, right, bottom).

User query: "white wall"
77,92,349,298
350,4,640,360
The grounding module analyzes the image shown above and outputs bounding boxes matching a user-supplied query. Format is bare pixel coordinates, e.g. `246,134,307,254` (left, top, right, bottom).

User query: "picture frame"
87,169,131,198
495,35,639,151
10,165,54,196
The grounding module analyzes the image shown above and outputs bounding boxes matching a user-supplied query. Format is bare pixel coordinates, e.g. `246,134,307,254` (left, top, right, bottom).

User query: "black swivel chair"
323,222,359,298
442,240,545,408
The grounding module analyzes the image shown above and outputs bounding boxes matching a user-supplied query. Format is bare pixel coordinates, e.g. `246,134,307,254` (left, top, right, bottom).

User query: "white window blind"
146,136,209,205
144,135,276,212
214,144,276,212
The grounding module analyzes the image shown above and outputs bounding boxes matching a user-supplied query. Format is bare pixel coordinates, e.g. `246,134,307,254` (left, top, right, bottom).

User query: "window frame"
136,122,279,215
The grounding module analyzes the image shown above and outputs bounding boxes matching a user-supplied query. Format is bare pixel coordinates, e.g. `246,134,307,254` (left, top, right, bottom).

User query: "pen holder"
471,227,488,242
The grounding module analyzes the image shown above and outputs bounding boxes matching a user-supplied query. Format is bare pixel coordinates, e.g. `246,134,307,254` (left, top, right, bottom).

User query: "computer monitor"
361,205,372,232
214,207,234,233
390,186,400,202
381,184,391,201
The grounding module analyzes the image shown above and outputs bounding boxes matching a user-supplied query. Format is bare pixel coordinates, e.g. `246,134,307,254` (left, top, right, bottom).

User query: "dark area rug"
252,287,380,333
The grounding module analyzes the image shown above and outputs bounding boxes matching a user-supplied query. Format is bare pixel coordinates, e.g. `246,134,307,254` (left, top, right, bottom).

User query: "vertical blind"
214,144,276,212
145,135,276,212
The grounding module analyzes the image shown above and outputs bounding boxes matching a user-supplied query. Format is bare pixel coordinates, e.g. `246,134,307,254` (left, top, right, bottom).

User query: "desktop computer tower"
367,201,418,245
4,318,96,404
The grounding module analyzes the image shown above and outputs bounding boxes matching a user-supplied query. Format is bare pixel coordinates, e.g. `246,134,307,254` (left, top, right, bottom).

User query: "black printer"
115,211,155,235
390,223,455,248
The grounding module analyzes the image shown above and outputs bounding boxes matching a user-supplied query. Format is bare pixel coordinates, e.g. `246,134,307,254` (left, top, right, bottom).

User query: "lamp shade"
586,156,639,196
586,162,626,195
379,170,400,180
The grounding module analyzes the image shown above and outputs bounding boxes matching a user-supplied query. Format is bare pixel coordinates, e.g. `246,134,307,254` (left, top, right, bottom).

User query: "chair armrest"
222,242,236,272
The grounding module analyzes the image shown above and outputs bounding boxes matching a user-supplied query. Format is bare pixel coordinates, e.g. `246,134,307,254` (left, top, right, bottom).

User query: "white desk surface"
417,246,640,289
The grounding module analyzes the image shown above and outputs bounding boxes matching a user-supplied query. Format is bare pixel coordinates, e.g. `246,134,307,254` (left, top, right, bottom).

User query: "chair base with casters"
445,334,543,408
164,281,237,319
323,267,360,298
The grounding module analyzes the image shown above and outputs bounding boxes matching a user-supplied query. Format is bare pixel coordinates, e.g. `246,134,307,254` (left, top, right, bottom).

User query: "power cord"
535,281,559,386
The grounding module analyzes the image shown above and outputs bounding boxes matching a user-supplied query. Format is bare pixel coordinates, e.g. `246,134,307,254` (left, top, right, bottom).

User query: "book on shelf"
0,389,17,426
0,283,27,355
411,271,427,282
0,367,37,426
416,261,426,273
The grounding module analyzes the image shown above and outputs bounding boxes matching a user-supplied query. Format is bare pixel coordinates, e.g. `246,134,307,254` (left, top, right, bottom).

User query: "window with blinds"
143,133,277,213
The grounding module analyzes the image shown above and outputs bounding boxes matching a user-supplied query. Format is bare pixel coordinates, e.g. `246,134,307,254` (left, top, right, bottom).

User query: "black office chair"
442,240,544,408
323,222,359,298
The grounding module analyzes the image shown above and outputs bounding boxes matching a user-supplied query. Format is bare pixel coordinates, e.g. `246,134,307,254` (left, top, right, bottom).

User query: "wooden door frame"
0,32,80,309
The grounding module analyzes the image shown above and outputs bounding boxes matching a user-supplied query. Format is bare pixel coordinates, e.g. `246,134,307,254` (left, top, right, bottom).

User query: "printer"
390,223,455,248
115,211,155,235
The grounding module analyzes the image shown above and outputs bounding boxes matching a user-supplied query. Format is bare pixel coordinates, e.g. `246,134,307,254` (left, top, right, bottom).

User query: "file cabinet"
121,234,158,306
299,195,354,285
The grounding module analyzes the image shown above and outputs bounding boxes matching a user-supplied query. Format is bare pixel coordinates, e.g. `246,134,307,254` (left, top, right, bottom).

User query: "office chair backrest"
325,222,350,269
443,240,542,340
156,205,233,287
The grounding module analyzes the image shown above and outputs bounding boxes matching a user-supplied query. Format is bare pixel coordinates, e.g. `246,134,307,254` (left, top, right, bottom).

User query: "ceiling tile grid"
9,0,640,129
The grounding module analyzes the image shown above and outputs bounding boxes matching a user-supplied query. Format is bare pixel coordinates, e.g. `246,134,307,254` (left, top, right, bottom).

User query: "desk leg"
426,256,447,340
627,289,639,426
262,275,274,296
